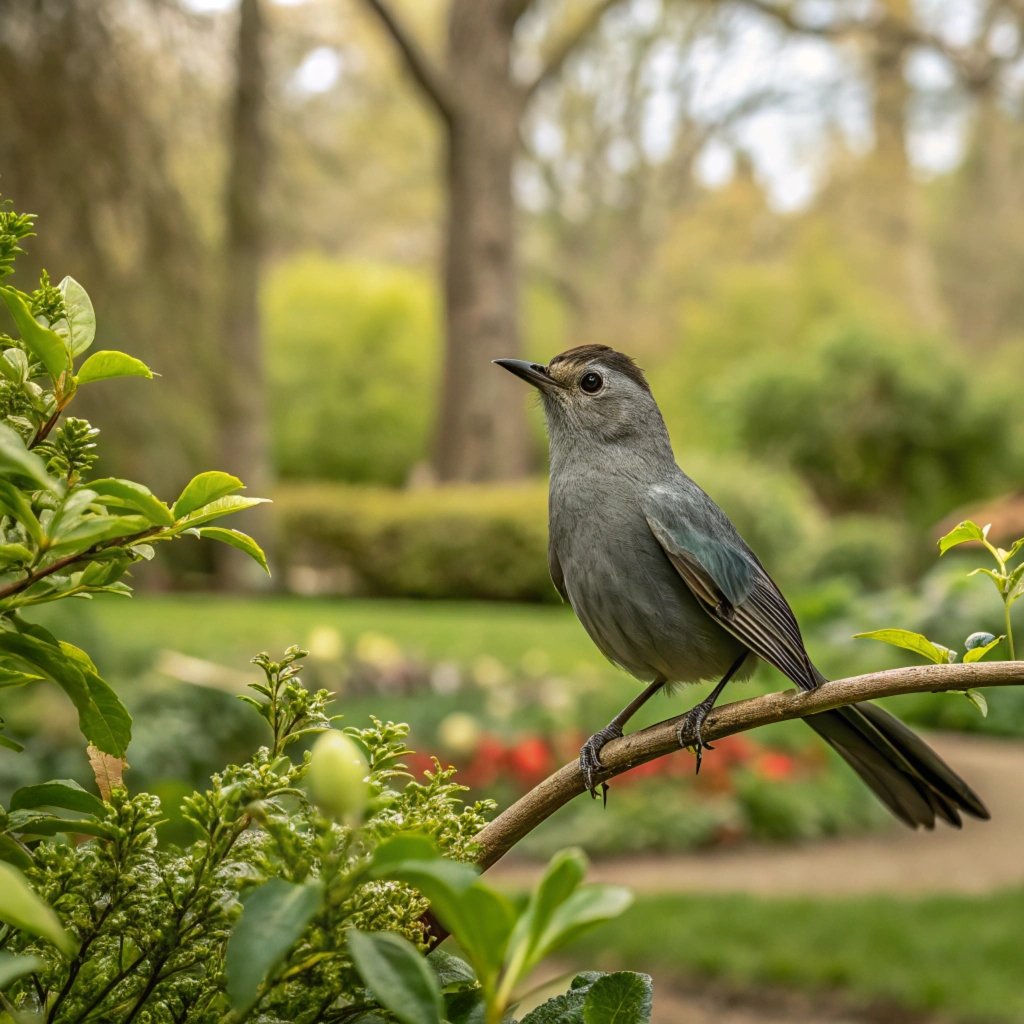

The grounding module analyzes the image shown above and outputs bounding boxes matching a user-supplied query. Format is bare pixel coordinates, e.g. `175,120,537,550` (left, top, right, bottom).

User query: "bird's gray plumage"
496,344,988,829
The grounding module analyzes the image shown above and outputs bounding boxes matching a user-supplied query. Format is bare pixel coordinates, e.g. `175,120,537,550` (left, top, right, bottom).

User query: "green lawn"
32,594,608,676
571,889,1024,1022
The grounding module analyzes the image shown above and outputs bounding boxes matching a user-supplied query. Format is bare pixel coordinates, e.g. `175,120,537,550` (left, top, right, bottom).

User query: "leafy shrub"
717,326,1020,524
265,256,440,486
275,482,556,602
805,514,914,591
274,461,824,603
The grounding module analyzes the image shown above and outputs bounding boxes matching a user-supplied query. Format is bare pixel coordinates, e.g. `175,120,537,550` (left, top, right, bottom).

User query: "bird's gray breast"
549,472,744,684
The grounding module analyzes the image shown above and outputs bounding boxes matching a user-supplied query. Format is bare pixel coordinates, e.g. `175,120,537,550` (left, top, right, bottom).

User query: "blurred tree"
218,0,271,586
358,0,623,482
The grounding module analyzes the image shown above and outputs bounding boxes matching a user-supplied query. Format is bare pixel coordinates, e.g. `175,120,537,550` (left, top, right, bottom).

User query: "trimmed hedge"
274,458,824,602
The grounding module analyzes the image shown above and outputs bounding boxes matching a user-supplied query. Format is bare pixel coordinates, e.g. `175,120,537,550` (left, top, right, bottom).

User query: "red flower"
508,735,553,788
756,751,798,780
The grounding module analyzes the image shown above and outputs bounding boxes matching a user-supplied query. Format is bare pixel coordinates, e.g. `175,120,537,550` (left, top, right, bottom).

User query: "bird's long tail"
803,671,989,828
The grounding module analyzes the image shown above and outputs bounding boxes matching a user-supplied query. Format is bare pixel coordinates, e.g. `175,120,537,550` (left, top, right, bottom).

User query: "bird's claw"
675,704,716,775
579,725,623,801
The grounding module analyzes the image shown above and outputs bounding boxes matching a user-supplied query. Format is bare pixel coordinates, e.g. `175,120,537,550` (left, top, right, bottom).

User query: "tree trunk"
218,0,271,583
860,2,944,329
432,0,531,482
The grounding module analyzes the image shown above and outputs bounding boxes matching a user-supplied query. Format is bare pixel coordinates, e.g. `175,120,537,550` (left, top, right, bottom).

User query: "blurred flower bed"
0,622,888,853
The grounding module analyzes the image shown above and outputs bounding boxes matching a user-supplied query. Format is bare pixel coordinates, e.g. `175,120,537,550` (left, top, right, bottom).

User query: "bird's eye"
580,371,603,394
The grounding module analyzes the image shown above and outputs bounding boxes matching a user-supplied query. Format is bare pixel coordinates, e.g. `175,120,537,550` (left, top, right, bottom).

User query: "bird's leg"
580,677,666,799
675,652,748,774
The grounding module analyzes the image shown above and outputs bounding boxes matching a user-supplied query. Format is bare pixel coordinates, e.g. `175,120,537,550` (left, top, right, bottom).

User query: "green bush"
716,326,1020,524
274,462,824,602
805,514,914,591
265,256,440,485
275,482,555,602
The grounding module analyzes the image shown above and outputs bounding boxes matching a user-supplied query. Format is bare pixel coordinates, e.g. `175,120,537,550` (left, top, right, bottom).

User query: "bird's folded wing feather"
645,506,819,692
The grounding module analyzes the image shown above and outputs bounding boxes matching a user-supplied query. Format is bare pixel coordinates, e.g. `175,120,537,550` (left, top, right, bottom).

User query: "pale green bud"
307,730,369,822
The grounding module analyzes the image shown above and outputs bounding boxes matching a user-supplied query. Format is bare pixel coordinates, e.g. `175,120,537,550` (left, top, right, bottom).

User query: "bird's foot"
579,724,623,801
675,700,717,775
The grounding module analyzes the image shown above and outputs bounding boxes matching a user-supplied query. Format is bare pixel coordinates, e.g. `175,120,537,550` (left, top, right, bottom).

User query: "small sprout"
307,730,369,823
964,689,989,718
965,632,996,650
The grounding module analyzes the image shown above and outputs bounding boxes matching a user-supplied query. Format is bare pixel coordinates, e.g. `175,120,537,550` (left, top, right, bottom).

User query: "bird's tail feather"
803,672,989,829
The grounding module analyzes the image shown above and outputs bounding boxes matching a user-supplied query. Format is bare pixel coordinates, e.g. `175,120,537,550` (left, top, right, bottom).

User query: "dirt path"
490,733,1024,897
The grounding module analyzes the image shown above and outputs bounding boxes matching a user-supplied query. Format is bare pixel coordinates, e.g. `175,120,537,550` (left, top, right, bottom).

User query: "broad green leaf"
0,286,69,380
46,513,150,556
88,478,174,526
583,972,653,1024
0,951,43,990
0,543,33,566
11,779,104,817
5,812,111,839
520,973,605,1024
0,835,33,870
197,527,270,574
173,471,244,518
0,480,43,542
76,350,153,384
938,520,986,554
964,689,989,717
0,423,61,493
507,848,586,988
56,276,96,355
174,494,270,529
852,629,956,665
347,930,444,1024
225,878,323,1012
0,861,76,955
0,633,131,756
534,886,634,964
963,636,1004,663
428,949,477,991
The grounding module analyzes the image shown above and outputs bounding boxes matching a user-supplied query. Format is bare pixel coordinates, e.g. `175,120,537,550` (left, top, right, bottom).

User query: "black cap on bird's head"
494,344,650,396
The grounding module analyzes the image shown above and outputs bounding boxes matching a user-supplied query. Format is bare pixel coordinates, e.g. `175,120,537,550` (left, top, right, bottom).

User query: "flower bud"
307,730,369,822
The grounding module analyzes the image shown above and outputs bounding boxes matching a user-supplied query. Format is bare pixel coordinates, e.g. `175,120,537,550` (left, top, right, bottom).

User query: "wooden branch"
472,662,1024,870
525,0,624,99
359,0,454,122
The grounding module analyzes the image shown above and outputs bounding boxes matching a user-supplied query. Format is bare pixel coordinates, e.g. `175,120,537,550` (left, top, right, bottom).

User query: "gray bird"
496,344,988,829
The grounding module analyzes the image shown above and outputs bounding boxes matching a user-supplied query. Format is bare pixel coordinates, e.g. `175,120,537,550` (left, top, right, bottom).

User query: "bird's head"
494,344,668,452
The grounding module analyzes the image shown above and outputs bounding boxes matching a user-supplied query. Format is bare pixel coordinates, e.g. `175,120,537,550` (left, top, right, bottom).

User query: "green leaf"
533,885,634,964
0,285,69,380
0,542,33,566
197,527,269,574
0,861,76,955
0,480,43,542
963,636,1004,663
173,471,244,519
75,350,153,384
520,973,604,1024
5,812,112,838
964,689,989,718
175,494,269,529
347,930,444,1024
0,633,131,756
87,478,174,527
11,779,104,817
428,949,477,991
0,732,24,752
852,629,956,665
0,423,61,493
938,520,986,554
56,276,95,355
0,951,44,991
507,848,587,989
1007,537,1024,562
46,513,150,556
0,835,33,870
583,972,653,1024
225,878,323,1012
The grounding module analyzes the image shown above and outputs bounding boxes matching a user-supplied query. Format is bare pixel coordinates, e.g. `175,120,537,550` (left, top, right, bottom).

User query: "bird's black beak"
493,358,558,390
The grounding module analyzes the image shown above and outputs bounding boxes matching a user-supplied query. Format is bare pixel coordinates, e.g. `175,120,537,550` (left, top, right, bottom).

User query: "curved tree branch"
359,0,455,123
472,662,1024,870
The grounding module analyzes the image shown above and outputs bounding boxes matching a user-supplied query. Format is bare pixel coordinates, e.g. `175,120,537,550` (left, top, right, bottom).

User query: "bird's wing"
547,541,569,603
644,501,819,692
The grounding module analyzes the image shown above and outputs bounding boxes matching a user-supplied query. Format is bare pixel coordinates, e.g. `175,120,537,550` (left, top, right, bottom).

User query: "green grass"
572,889,1024,1022
32,594,607,676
